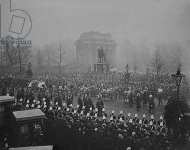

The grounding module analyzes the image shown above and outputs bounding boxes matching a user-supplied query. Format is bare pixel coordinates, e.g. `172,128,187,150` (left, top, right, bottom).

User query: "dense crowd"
0,74,183,150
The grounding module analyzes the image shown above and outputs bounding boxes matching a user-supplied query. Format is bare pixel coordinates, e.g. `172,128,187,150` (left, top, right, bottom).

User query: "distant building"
75,31,116,72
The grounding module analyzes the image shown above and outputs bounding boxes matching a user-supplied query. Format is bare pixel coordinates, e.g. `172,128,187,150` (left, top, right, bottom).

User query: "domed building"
75,31,116,73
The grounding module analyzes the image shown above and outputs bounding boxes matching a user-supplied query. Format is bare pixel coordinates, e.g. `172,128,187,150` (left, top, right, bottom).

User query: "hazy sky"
11,0,190,47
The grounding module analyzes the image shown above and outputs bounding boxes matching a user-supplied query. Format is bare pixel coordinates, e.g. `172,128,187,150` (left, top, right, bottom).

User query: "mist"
10,0,190,73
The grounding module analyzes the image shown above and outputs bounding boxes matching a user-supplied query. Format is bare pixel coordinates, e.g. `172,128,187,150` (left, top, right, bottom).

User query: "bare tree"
0,36,31,73
151,47,165,78
132,55,138,74
36,50,44,68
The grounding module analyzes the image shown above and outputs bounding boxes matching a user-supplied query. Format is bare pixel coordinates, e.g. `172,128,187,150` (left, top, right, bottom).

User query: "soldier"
96,98,104,117
84,96,94,114
157,87,163,106
150,115,156,125
142,88,148,108
148,94,154,114
77,95,83,113
136,92,141,112
118,110,125,121
67,92,73,106
133,113,139,124
110,110,116,120
126,112,132,122
142,114,148,125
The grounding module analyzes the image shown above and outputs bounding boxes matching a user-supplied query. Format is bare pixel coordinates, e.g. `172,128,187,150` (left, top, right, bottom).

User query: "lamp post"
171,67,185,101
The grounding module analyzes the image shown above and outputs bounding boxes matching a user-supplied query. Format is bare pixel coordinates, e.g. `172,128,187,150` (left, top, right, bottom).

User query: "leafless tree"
151,46,165,78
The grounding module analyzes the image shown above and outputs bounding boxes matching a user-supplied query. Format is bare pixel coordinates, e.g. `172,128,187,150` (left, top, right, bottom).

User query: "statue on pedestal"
98,47,105,63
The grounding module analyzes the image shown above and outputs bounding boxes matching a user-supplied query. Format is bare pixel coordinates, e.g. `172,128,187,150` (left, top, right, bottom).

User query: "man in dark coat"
77,95,84,113
96,98,104,117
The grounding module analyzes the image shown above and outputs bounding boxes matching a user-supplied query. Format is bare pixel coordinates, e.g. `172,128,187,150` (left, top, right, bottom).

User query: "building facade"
75,31,116,72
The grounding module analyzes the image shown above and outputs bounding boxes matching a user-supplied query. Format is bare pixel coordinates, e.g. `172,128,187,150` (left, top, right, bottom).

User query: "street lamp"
171,67,185,101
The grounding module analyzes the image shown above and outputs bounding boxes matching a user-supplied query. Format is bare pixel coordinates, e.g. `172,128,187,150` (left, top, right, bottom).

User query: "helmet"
126,147,131,150
135,113,138,118
128,113,131,117
119,110,123,114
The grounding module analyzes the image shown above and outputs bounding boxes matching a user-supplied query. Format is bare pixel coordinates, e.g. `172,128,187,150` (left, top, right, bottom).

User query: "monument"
75,31,116,72
94,47,109,73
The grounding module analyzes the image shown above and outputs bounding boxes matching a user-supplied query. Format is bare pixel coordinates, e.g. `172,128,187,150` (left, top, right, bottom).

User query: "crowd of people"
0,73,185,150
16,97,172,150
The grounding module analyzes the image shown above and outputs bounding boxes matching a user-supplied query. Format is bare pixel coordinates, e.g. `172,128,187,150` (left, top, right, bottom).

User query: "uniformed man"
96,98,104,117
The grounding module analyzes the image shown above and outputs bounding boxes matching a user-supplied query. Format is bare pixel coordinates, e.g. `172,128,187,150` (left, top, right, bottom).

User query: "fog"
10,0,190,73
